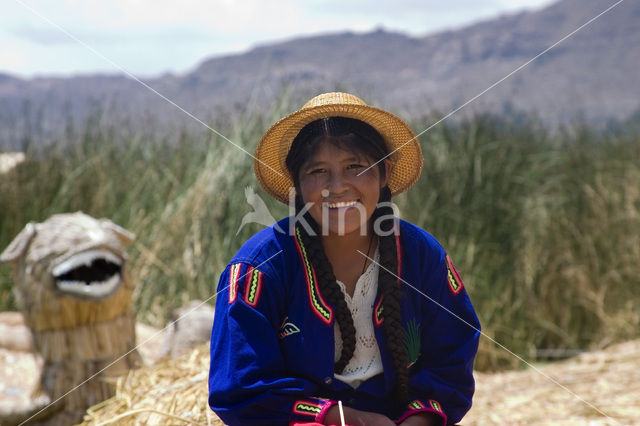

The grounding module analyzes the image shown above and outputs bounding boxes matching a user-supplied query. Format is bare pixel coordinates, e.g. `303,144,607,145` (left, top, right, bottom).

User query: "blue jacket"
209,217,480,425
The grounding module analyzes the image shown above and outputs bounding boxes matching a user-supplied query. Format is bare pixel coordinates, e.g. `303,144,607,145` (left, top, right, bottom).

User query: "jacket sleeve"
208,261,337,426
397,251,481,426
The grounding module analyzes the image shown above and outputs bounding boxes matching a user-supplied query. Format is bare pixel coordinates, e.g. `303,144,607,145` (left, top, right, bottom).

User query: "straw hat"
254,92,423,204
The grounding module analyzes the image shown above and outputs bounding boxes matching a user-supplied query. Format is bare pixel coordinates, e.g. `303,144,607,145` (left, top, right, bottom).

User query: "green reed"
1,103,638,370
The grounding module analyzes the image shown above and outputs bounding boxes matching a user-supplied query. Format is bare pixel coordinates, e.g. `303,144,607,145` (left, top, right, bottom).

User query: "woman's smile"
298,140,388,236
325,200,359,209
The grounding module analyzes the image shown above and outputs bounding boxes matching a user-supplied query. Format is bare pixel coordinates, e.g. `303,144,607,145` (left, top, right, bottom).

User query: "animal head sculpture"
1,212,135,331
1,212,140,424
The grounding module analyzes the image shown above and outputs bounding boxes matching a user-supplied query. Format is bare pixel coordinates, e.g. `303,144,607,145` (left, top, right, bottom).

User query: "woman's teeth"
327,200,358,208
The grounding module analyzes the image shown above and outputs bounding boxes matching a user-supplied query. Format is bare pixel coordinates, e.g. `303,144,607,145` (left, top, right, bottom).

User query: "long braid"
294,196,357,374
371,186,409,403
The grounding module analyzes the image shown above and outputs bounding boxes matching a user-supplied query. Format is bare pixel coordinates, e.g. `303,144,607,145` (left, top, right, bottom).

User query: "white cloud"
0,0,559,77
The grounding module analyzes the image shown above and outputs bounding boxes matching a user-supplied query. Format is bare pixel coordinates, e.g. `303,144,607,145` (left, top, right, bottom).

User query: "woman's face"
298,139,390,236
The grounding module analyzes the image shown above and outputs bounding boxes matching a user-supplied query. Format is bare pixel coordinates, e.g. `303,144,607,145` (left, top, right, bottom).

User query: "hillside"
1,0,639,149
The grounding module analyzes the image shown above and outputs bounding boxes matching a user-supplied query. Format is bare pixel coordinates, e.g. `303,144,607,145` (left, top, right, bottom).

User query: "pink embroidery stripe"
395,225,402,287
293,228,333,325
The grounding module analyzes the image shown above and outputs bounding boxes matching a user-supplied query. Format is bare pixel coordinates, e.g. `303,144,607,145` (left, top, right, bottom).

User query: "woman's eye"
309,168,326,174
347,164,364,169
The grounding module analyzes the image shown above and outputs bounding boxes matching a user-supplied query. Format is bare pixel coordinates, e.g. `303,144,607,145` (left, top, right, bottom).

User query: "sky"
1,0,556,78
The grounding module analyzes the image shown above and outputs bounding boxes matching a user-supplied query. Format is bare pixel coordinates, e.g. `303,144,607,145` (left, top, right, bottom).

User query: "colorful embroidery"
445,254,465,295
374,294,384,326
408,400,426,410
293,227,333,325
395,226,402,287
429,399,443,413
278,316,301,339
228,263,242,304
243,266,263,307
404,319,421,367
293,400,323,416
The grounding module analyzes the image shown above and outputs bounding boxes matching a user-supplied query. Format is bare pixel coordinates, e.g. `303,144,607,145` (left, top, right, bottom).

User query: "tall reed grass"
1,101,638,370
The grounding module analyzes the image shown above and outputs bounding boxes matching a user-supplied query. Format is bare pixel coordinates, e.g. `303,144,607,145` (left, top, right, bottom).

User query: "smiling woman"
209,92,480,426
290,117,391,238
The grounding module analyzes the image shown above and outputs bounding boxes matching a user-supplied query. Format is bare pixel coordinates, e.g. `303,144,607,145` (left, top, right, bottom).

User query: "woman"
208,92,480,425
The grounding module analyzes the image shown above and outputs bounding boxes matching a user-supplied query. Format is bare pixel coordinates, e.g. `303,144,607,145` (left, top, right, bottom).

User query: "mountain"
1,0,638,149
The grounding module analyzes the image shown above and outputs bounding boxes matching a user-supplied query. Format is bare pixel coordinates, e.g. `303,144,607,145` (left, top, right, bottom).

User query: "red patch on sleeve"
445,255,465,295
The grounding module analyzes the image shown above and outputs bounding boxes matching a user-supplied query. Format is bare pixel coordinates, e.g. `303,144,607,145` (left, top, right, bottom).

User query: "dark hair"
285,117,389,186
286,116,409,403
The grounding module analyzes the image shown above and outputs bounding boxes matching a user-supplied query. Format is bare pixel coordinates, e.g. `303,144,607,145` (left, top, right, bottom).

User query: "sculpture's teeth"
52,249,123,299
52,249,122,277
56,274,121,298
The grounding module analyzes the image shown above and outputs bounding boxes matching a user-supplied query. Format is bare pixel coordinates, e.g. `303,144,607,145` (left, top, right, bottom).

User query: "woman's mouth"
325,200,359,209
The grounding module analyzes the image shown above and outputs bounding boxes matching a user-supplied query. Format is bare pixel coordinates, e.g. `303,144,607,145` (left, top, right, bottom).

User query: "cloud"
11,26,215,46
0,0,558,76
292,0,556,35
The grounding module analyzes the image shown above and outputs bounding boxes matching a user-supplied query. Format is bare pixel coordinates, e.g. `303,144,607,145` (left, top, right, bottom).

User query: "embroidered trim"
293,227,333,325
278,316,301,339
228,263,242,304
397,399,447,425
243,266,263,307
428,399,443,413
445,254,465,295
372,224,400,326
408,400,426,410
373,294,384,326
404,319,421,367
316,399,338,423
395,224,402,287
293,400,323,416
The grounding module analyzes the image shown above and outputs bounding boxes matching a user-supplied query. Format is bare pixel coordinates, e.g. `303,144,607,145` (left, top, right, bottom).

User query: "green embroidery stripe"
376,301,384,321
445,255,464,294
228,263,241,303
447,268,461,292
429,400,442,412
246,268,261,304
295,228,331,321
294,402,322,415
409,400,425,410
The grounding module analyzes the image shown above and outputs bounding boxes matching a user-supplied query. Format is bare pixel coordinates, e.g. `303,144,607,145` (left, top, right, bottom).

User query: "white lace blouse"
333,246,384,388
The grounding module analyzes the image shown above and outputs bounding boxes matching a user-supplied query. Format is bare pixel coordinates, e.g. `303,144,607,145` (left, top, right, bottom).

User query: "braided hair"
285,117,409,402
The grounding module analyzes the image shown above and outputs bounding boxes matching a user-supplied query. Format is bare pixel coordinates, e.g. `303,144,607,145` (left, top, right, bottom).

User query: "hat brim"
254,102,423,204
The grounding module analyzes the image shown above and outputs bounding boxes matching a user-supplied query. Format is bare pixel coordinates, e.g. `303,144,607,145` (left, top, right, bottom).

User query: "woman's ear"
380,159,393,188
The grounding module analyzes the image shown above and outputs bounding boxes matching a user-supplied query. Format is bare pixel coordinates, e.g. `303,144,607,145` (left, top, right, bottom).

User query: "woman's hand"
323,405,396,426
397,412,442,426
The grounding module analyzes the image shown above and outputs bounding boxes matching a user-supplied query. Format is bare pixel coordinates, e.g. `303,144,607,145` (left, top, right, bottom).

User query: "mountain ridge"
1,0,638,149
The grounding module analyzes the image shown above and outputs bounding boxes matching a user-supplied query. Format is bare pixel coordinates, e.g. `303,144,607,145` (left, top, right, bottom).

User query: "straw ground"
79,339,640,425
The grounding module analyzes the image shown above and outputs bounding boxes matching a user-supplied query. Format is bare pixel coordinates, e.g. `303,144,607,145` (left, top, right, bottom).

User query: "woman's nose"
326,170,349,193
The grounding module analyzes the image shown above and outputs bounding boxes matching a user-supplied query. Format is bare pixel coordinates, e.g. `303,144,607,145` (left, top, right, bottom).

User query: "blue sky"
1,0,555,78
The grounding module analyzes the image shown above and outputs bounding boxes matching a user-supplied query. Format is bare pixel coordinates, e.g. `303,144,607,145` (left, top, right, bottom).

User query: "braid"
372,186,409,403
294,196,357,374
